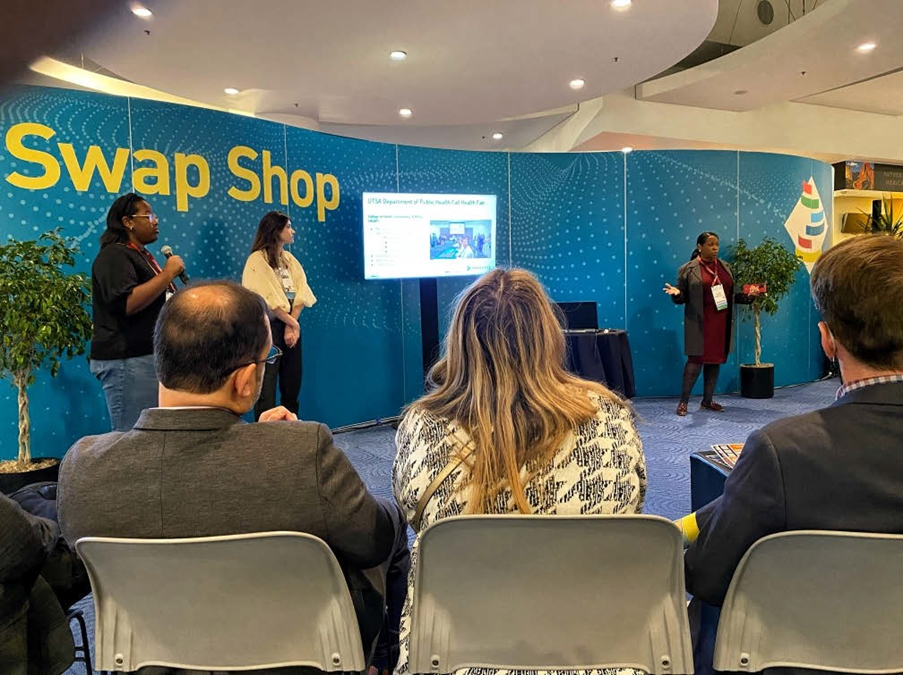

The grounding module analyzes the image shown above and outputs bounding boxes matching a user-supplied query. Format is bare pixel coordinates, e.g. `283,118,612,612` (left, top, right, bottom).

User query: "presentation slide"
363,192,497,280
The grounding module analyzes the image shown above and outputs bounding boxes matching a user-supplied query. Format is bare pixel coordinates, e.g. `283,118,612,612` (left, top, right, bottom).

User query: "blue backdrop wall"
0,85,831,460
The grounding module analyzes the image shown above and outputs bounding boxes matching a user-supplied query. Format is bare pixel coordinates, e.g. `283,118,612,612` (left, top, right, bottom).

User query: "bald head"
154,281,270,393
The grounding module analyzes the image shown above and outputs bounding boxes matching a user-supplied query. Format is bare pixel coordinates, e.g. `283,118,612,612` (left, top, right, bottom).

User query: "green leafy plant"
0,230,92,468
727,237,803,366
861,194,903,238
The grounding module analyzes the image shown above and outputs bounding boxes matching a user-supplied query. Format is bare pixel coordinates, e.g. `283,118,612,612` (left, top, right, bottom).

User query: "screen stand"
419,278,440,384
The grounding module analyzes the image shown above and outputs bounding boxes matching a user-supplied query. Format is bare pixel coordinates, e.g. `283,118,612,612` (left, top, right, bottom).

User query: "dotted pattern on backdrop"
0,86,131,458
626,150,741,397
397,145,511,404
283,126,401,422
510,152,626,328
737,153,831,386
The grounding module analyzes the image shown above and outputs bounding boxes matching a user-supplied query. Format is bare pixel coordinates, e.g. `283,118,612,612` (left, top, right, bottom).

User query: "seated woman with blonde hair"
392,267,646,675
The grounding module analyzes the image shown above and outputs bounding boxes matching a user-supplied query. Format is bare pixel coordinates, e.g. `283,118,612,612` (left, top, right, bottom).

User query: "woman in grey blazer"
664,232,757,416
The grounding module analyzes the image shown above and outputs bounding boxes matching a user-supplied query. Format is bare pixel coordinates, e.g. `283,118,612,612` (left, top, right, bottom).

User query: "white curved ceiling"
637,0,903,115
74,0,717,128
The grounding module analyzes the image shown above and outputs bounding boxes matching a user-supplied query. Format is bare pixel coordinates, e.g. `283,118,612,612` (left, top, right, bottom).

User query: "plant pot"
740,364,774,399
0,458,61,495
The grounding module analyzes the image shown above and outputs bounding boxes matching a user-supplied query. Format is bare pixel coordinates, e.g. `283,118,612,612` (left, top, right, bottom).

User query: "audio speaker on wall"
757,0,775,25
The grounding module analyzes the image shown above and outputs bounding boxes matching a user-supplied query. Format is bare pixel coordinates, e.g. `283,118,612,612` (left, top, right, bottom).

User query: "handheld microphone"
160,245,190,284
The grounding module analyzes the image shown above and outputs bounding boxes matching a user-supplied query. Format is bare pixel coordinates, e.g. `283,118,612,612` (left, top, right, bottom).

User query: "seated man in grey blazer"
58,280,409,663
680,234,903,674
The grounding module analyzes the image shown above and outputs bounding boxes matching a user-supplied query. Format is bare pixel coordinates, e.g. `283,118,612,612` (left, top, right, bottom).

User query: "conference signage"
4,122,342,221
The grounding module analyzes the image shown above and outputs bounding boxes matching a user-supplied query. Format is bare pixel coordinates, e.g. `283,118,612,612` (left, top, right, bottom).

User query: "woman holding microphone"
91,193,184,430
242,211,316,419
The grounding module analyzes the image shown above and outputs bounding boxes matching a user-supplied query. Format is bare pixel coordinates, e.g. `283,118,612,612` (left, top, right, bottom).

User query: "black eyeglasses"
227,345,282,374
262,345,282,365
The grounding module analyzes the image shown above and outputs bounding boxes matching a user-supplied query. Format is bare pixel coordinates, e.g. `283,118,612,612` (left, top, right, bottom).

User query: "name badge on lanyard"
279,267,296,301
711,283,728,311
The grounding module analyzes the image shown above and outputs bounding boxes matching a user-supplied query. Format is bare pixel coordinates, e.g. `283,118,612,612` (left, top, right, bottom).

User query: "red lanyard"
700,259,721,286
125,242,177,294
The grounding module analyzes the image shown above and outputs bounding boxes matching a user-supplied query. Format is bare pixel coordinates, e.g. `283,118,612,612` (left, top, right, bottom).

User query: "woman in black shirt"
89,193,184,430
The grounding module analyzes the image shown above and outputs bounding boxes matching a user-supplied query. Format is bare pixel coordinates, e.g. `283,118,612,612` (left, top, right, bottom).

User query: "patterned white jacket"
392,390,647,675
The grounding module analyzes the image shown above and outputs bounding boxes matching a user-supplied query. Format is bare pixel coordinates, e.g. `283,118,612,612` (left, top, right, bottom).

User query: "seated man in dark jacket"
679,234,903,674
0,492,74,675
58,281,409,665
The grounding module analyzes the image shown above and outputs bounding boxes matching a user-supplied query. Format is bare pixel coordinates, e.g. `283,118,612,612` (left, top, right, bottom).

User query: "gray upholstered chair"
714,530,903,673
408,514,693,674
76,531,366,673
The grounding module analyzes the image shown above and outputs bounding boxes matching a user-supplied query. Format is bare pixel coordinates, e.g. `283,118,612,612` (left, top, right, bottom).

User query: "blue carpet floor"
63,378,838,673
336,377,839,522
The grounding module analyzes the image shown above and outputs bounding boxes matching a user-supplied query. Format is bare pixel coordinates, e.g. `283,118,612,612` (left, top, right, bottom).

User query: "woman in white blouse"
393,268,646,675
241,211,316,419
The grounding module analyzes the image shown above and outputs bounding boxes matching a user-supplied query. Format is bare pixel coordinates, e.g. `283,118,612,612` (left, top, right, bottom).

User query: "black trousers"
354,498,411,669
254,318,303,419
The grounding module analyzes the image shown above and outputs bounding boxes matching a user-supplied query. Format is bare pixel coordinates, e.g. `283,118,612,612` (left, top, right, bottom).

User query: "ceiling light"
390,50,407,61
569,78,586,90
224,87,239,95
621,146,633,154
611,0,632,9
131,4,152,17
399,108,413,118
492,132,504,140
856,42,877,53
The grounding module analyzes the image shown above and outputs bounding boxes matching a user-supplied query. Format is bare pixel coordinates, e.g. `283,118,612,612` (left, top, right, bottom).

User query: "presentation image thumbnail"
429,220,492,260
362,192,497,280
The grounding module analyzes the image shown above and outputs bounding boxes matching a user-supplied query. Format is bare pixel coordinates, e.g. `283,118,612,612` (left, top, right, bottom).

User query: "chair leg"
66,608,93,674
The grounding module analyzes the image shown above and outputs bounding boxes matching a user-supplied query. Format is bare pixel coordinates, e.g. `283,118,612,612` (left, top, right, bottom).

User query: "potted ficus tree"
0,230,92,493
728,237,803,399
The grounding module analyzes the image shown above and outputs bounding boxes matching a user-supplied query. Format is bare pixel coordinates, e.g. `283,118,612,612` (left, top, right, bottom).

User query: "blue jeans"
90,355,158,431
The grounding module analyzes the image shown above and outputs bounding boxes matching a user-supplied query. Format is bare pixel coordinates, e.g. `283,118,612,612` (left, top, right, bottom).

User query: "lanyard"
700,259,721,286
125,242,177,294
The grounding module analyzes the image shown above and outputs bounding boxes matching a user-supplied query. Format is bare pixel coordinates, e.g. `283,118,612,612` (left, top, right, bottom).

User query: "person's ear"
232,363,258,399
121,216,133,231
818,321,835,359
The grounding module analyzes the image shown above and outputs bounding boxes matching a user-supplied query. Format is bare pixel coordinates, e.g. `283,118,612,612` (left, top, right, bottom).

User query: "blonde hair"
413,268,624,514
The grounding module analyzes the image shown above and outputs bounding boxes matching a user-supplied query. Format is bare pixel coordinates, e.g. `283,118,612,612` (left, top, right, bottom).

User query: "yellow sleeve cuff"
675,513,700,545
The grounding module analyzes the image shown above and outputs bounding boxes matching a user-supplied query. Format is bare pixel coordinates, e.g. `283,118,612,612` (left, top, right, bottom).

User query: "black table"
689,451,733,511
563,329,636,398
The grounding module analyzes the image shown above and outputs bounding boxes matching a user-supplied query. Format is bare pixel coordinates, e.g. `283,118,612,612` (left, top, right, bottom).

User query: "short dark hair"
811,235,903,370
154,281,270,393
101,193,146,248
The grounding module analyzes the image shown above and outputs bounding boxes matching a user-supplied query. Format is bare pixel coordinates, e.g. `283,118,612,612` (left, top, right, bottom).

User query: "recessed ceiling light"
621,146,633,154
856,42,877,53
131,4,152,17
224,87,239,95
569,78,586,90
390,50,407,61
492,132,504,140
399,108,413,118
611,0,632,9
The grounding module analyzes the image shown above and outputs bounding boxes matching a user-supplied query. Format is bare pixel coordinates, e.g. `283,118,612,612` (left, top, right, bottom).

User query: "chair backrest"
75,532,365,673
408,514,693,674
714,530,903,673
